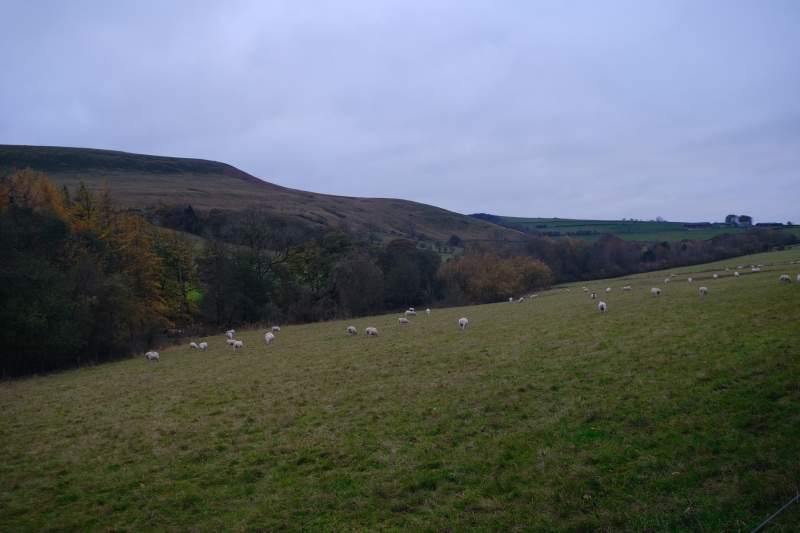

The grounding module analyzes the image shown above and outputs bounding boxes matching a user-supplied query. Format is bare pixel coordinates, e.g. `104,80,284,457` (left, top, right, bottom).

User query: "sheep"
459,317,469,329
598,301,607,313
405,310,417,316
712,274,718,279
623,286,631,291
408,307,415,311
189,342,198,349
670,274,677,278
665,278,670,284
226,339,236,347
226,329,235,339
583,287,588,292
426,309,431,315
398,317,410,324
347,326,357,335
737,265,743,269
199,342,208,351
687,278,693,283
780,275,791,282
699,286,708,295
365,327,379,337
265,332,275,344
145,351,160,363
509,297,514,302
734,272,739,277
518,297,524,302
651,287,661,296
272,326,281,332
530,294,538,299
797,274,800,283
233,340,243,350
606,287,611,293
590,293,596,299
565,289,570,293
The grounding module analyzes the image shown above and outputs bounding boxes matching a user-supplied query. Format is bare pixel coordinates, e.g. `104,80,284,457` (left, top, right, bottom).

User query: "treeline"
2,171,797,377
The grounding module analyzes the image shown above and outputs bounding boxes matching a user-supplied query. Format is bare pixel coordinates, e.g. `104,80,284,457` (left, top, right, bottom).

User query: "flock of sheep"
146,263,798,362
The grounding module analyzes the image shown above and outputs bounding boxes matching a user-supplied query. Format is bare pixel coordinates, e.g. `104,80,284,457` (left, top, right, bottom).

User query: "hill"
0,145,524,245
2,249,799,530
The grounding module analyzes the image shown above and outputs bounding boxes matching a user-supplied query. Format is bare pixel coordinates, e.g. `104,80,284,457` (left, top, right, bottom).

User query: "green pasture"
502,216,800,243
2,251,800,531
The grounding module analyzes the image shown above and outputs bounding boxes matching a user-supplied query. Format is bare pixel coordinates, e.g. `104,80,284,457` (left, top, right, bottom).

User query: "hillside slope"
0,145,523,243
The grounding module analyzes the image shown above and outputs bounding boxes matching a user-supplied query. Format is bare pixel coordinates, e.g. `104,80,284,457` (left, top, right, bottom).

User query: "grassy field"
501,216,800,244
2,252,800,531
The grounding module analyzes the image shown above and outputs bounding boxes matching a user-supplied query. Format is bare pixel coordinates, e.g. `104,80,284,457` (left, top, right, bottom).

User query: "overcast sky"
2,1,798,223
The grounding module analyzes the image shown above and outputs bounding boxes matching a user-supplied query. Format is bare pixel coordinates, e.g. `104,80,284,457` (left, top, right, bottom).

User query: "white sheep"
233,340,243,350
426,309,431,315
405,310,417,316
265,332,275,344
226,329,235,339
145,351,160,363
518,297,524,302
623,286,631,291
199,342,208,351
670,274,677,278
713,274,718,279
398,317,410,324
347,326,357,335
531,294,538,299
651,287,661,296
687,278,693,283
366,327,379,337
272,326,281,332
565,289,570,293
226,339,236,347
590,293,596,299
797,274,800,283
408,307,415,311
509,297,514,302
583,287,588,292
780,275,791,282
665,278,670,284
459,317,469,329
606,287,611,293
699,286,708,295
598,301,607,313
734,272,739,277
189,342,198,349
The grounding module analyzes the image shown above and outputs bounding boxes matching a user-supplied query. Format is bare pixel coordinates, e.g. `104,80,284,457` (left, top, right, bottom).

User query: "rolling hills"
0,145,524,244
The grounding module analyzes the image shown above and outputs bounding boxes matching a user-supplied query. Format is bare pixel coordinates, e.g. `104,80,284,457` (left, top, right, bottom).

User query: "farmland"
1,250,799,531
499,216,800,244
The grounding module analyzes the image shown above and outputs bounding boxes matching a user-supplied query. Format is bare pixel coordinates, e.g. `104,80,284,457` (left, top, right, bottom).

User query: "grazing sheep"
272,326,281,332
408,308,415,311
699,286,708,295
226,339,236,347
606,288,611,293
458,317,469,329
509,297,514,302
518,297,524,302
725,268,730,271
598,301,607,313
398,317,410,324
347,326,357,335
405,310,417,316
780,275,791,282
713,274,718,279
734,272,739,277
145,351,160,363
189,342,198,349
737,265,743,269
583,287,588,292
687,278,693,283
531,294,538,299
426,309,431,315
670,274,677,278
366,327,379,337
623,286,631,291
651,287,661,296
665,278,670,284
265,332,275,344
590,293,596,299
565,289,570,293
199,342,208,351
233,340,243,350
226,329,235,339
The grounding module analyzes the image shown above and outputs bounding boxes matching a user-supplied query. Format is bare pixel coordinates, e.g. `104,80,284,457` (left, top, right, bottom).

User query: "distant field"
502,216,800,243
2,250,800,531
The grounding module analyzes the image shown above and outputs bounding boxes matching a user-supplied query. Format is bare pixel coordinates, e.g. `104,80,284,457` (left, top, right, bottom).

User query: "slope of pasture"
2,253,799,531
502,216,800,243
